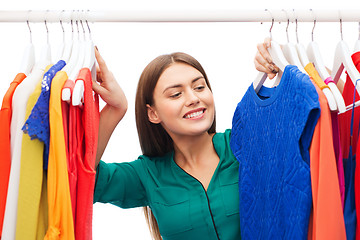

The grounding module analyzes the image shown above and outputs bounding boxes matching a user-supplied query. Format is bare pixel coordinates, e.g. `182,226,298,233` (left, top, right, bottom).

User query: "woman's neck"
172,132,216,169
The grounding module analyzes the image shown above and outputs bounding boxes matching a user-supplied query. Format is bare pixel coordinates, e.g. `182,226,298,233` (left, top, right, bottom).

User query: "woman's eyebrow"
162,76,204,93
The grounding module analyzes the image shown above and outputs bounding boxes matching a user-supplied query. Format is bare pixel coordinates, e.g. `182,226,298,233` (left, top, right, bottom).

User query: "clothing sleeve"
93,159,148,209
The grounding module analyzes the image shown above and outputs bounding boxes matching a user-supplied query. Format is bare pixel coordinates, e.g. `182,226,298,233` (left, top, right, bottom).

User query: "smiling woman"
93,51,240,240
0,1,355,239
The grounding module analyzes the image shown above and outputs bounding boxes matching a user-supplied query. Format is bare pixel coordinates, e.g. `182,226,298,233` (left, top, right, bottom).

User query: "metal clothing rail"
0,9,360,23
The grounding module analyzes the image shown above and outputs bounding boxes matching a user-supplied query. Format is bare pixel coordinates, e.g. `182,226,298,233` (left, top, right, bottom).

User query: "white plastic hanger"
61,17,73,63
72,16,96,106
19,20,35,76
354,22,360,53
36,18,52,69
293,19,309,68
331,18,360,101
344,22,360,111
281,15,306,73
62,16,81,102
301,13,337,112
55,18,65,62
70,18,87,106
253,16,288,93
305,16,345,113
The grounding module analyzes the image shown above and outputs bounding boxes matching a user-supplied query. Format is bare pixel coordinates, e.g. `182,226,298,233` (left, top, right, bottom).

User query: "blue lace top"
230,65,320,239
22,60,66,170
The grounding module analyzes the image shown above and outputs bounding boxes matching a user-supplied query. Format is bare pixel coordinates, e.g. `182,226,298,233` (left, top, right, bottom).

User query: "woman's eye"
170,92,181,98
195,86,205,91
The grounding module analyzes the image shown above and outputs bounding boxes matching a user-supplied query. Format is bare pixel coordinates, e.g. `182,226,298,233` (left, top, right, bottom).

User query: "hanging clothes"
2,64,48,240
62,80,77,221
15,65,52,240
348,51,360,240
337,51,360,240
0,72,26,238
230,65,320,239
304,64,346,208
74,68,99,240
22,60,66,170
306,77,346,240
331,110,346,209
45,70,75,240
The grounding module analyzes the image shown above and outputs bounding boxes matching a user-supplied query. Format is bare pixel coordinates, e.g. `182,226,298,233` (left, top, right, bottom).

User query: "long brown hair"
135,52,216,240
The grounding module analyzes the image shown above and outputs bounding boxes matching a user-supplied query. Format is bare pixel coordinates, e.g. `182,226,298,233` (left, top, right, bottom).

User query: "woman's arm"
92,47,128,169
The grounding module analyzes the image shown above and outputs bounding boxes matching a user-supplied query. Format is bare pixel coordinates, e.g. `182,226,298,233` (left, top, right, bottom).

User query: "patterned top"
230,65,320,239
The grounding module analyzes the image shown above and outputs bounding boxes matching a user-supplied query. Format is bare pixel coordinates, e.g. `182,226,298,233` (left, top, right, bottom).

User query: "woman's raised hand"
254,38,279,79
92,47,128,111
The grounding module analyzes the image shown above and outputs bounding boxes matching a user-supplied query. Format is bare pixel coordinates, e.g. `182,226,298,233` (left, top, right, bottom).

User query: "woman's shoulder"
213,129,235,160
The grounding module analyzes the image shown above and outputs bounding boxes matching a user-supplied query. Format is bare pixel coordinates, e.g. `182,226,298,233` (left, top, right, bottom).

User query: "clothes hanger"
36,13,52,69
343,22,360,112
253,13,289,93
72,15,96,106
61,17,73,63
331,17,360,100
281,12,306,73
293,18,309,68
304,13,345,113
303,11,338,112
354,22,360,53
55,11,73,63
70,18,86,106
19,19,35,76
55,17,65,62
62,12,81,102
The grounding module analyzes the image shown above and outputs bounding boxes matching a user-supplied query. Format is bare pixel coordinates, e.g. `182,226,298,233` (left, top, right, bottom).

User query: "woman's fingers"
95,46,109,73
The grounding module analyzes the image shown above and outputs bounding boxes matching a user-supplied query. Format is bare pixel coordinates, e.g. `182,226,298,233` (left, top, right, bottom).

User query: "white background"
1,0,359,239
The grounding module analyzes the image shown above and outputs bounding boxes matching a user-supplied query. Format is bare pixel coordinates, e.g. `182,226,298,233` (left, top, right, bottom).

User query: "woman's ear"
146,104,161,124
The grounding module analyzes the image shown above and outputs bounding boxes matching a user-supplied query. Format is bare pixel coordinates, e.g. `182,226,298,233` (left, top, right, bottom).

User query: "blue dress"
230,65,320,239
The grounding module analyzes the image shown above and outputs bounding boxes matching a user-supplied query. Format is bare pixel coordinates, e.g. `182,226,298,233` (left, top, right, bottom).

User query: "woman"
92,41,275,240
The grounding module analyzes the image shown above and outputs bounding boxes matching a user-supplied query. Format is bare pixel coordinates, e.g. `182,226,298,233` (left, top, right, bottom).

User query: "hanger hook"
293,9,299,43
70,10,75,40
86,10,92,41
265,9,274,40
282,9,290,43
340,18,343,41
60,10,65,43
80,11,86,41
339,10,344,41
310,9,316,42
75,11,80,40
27,10,32,44
44,10,50,44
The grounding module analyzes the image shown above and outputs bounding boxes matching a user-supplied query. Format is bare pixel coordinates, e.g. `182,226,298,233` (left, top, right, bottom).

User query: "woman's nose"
185,90,200,106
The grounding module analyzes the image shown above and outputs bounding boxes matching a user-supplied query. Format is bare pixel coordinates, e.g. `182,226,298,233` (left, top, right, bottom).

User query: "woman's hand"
93,47,128,168
254,38,279,79
92,47,128,111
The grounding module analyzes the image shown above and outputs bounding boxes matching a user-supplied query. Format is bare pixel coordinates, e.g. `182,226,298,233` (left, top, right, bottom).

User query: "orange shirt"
308,79,346,240
0,73,26,237
44,71,75,240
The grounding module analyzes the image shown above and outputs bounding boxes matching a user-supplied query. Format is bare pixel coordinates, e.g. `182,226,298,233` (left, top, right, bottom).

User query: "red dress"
0,73,26,237
75,68,99,240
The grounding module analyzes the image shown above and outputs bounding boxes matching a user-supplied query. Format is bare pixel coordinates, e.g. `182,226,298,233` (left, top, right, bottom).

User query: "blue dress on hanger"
230,65,320,240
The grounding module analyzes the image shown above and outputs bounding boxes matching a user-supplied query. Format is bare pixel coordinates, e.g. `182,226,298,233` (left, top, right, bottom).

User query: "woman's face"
147,62,215,139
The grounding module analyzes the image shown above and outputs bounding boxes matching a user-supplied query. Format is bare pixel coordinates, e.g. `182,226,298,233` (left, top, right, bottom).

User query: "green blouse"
94,129,240,240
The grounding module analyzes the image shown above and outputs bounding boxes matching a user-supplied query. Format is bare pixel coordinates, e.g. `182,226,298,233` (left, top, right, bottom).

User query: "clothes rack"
0,9,360,23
